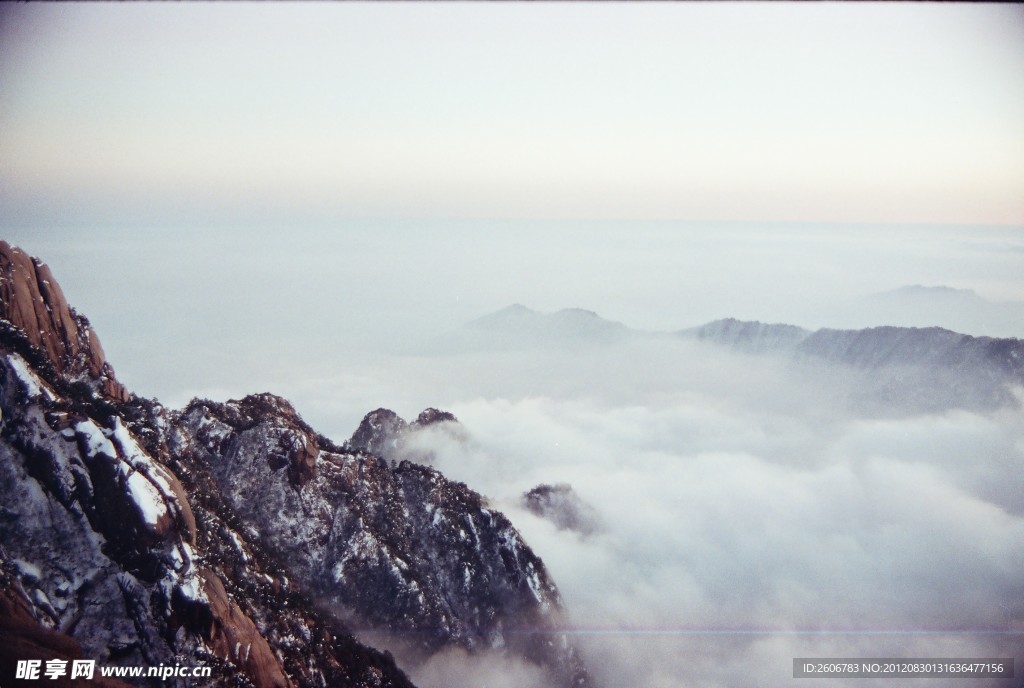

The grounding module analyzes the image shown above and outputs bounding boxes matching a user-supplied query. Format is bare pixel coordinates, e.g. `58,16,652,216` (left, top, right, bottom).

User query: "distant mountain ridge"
683,318,1024,412
427,304,632,353
683,317,1023,374
862,284,1024,339
438,305,1024,413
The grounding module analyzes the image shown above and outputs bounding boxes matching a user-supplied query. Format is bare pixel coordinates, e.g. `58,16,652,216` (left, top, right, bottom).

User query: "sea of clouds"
341,337,1024,688
4,222,1022,686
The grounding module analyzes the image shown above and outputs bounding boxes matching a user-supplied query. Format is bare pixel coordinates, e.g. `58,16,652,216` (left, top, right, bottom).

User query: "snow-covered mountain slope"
0,241,591,687
0,248,418,687
0,348,422,688
173,397,590,687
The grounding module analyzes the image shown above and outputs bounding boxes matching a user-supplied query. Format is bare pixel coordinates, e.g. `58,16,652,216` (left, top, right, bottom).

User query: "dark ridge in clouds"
521,484,602,537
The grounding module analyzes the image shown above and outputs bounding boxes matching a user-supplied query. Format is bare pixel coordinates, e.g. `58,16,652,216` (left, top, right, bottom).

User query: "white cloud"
405,646,553,688
365,341,1024,687
1,220,1021,686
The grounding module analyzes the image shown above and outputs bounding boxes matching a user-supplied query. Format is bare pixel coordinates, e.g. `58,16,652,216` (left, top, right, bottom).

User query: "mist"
3,221,1022,685
4,222,1023,428
364,338,1024,687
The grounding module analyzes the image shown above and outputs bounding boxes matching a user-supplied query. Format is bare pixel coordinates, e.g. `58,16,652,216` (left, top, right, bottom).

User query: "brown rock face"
0,241,128,402
288,432,319,488
0,584,131,688
199,570,290,688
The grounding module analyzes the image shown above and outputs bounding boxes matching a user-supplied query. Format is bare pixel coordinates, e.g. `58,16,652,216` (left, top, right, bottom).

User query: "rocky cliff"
172,397,589,687
0,241,128,403
0,341,414,688
0,242,590,687
345,408,462,464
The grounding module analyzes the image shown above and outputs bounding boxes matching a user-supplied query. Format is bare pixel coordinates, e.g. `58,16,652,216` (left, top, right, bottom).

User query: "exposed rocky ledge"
0,241,128,402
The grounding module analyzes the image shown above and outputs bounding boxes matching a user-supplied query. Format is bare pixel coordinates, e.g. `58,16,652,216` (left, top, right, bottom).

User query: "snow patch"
75,420,116,459
13,558,42,582
177,573,208,604
5,353,54,400
525,566,550,612
125,469,168,527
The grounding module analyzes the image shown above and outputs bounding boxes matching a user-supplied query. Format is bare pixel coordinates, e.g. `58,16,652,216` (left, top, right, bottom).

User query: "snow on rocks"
5,352,54,401
1,243,421,688
174,394,591,687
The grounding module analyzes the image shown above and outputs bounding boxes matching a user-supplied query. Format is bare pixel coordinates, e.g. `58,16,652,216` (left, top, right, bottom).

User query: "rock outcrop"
0,242,590,687
0,244,416,688
522,484,602,537
347,408,410,460
0,241,128,402
174,397,590,688
346,407,463,465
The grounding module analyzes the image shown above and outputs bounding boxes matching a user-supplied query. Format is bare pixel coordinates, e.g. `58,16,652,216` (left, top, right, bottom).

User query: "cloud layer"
359,339,1024,687
1,222,1020,686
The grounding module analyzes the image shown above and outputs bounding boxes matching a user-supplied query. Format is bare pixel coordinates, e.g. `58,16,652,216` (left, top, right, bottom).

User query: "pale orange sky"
1,2,1023,226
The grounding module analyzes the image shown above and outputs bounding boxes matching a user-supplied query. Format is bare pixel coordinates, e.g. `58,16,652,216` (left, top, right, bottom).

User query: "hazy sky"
2,2,1023,227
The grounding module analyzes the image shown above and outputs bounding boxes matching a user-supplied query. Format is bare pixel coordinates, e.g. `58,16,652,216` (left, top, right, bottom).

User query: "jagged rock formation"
345,407,463,464
173,397,590,687
683,318,1024,412
522,484,602,537
346,409,410,460
0,242,590,688
0,241,128,402
0,350,414,688
0,245,418,687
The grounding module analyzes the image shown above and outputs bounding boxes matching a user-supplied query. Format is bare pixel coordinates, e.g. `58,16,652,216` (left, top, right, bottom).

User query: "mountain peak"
0,244,590,687
553,307,601,319
0,241,128,402
435,304,630,354
415,407,459,426
498,303,535,315
874,284,982,300
346,407,462,461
